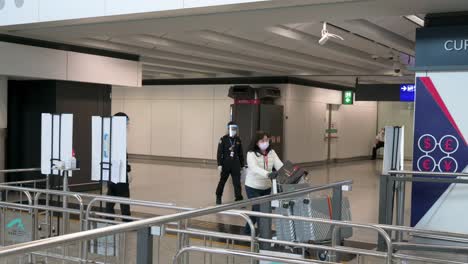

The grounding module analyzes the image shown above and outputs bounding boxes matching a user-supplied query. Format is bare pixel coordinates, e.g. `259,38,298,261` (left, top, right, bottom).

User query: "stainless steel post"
329,185,343,262
258,202,272,251
377,174,390,251
176,220,184,264
137,227,153,264
395,174,406,242
62,171,69,263
62,171,69,235
45,174,51,237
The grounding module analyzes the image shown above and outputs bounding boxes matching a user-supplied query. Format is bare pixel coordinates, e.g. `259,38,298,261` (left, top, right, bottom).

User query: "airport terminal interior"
0,1,467,263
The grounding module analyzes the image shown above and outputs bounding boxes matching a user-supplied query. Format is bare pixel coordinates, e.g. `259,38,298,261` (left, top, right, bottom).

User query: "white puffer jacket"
245,150,283,190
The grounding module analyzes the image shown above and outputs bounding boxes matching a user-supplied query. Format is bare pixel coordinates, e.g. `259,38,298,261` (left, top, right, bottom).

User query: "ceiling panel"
367,16,419,41
4,0,434,86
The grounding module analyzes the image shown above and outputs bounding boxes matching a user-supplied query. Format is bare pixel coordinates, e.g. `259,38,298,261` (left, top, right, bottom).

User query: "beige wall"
281,84,377,162
113,83,378,163
279,84,339,163
0,42,141,86
377,101,414,159
335,101,378,159
114,83,379,210
112,85,233,160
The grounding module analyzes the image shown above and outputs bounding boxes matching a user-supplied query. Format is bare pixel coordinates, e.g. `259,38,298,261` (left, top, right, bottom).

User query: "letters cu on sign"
444,40,468,51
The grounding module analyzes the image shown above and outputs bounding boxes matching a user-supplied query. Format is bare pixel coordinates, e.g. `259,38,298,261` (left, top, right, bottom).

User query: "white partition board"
92,116,127,183
41,113,73,175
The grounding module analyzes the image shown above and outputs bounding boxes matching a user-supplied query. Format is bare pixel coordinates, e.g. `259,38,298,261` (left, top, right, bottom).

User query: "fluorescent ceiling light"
404,15,424,27
266,26,303,40
132,35,172,47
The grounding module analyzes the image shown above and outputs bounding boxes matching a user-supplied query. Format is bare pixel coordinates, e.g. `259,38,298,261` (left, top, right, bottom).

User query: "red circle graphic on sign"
417,156,436,172
418,134,437,153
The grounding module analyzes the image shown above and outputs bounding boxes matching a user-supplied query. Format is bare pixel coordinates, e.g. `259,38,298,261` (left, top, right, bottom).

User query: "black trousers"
372,141,385,159
244,186,271,234
216,161,243,201
106,182,131,220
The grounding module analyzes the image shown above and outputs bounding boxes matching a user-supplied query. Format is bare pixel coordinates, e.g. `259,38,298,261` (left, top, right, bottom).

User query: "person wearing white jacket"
244,131,283,234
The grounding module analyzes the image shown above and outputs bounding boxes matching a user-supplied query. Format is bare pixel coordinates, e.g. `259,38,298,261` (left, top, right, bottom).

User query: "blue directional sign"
400,84,415,102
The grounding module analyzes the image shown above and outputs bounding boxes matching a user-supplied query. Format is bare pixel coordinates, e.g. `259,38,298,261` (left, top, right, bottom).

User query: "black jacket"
217,135,244,167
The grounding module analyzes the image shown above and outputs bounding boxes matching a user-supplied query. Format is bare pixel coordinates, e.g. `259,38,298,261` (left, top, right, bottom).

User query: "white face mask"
258,142,269,151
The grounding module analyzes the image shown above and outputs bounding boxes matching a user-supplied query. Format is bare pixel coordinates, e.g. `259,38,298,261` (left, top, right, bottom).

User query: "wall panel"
337,102,377,159
212,100,232,159
0,42,67,80
181,100,214,159
124,100,152,155
114,83,377,163
67,52,140,87
151,100,182,157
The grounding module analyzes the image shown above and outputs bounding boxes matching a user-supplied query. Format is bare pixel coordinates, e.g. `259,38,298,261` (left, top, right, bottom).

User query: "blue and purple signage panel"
411,76,468,226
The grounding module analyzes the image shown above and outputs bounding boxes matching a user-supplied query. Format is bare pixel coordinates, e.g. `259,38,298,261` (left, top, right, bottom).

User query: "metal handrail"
0,184,160,201
0,168,41,173
384,170,468,244
388,170,468,177
1,178,467,263
0,179,47,185
173,246,331,264
84,195,257,257
0,190,33,211
375,223,468,242
393,242,468,254
167,226,388,258
236,210,393,264
393,252,468,264
0,180,352,258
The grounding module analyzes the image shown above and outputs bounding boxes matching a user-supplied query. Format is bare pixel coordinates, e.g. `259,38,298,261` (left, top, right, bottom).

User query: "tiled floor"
128,159,414,243
119,159,416,263
5,159,455,264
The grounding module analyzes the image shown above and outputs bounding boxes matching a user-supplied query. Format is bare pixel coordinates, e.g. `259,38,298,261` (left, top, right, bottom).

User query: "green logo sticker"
6,218,25,231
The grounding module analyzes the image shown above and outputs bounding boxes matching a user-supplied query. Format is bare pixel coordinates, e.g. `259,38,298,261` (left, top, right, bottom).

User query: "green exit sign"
342,90,354,105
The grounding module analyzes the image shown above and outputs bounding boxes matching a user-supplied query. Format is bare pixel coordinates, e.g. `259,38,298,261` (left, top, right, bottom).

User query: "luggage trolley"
272,161,353,261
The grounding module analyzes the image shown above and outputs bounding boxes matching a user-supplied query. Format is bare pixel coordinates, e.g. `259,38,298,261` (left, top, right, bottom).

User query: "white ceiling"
2,0,468,86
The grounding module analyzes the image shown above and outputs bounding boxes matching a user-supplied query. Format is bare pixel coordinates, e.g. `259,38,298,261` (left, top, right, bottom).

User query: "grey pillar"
137,227,153,264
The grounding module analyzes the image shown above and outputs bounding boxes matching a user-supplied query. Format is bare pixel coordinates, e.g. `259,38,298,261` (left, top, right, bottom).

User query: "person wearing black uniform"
105,112,132,221
216,122,245,205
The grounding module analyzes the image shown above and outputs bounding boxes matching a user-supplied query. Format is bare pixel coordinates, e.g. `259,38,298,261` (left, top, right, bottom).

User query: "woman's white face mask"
258,142,269,151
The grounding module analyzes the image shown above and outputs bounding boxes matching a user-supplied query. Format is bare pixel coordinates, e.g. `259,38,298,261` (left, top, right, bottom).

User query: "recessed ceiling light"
404,15,424,27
